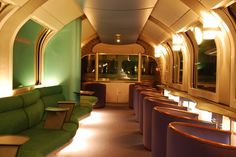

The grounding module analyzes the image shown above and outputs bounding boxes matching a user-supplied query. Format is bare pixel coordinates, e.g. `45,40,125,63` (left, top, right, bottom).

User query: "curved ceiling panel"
76,0,158,44
151,0,190,27
81,19,97,46
170,10,198,32
32,0,83,31
141,20,170,45
76,0,157,10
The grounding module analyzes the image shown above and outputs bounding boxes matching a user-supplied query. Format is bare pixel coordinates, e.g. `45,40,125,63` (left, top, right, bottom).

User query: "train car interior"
1,0,236,157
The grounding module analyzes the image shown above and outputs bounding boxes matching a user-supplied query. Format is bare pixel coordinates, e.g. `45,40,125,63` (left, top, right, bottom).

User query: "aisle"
57,104,151,157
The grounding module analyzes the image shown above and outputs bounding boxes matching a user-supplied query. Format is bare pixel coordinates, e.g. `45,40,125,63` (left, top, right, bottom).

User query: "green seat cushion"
17,150,44,157
41,94,65,107
0,95,27,134
79,102,93,112
18,128,73,156
70,106,91,124
37,85,63,97
21,90,40,107
37,85,65,107
80,95,98,104
0,95,23,112
0,109,28,134
20,90,44,127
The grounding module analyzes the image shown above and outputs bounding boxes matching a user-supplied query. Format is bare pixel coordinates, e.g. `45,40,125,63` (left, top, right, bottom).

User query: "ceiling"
4,0,234,47
76,0,158,44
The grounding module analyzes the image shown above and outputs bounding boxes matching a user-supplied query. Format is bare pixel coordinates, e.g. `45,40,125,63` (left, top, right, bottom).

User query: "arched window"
13,19,49,89
191,25,217,92
172,50,183,84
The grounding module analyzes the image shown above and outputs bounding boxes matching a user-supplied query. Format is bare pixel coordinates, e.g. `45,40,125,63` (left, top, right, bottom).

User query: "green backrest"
21,89,44,128
0,95,28,134
37,85,65,107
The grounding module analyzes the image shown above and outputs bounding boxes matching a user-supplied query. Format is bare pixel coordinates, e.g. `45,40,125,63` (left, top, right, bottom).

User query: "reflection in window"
141,55,159,84
193,39,217,92
13,20,45,89
98,55,138,81
172,50,183,84
81,55,96,82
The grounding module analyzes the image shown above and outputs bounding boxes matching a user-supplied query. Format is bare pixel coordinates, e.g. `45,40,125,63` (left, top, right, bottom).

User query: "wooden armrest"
45,107,69,112
0,135,29,157
74,90,95,96
0,135,29,145
44,107,69,129
57,103,75,122
58,100,76,104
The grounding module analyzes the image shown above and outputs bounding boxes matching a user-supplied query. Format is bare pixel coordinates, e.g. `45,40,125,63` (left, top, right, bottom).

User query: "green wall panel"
13,20,44,89
44,19,82,100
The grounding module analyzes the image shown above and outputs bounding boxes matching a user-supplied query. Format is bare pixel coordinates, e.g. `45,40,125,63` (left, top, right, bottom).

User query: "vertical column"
138,52,141,82
71,18,82,101
96,52,99,81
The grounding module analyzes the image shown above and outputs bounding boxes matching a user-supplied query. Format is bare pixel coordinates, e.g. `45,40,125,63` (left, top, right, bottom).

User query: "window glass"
193,39,217,92
141,55,160,85
172,50,183,84
228,2,236,22
98,55,138,81
13,20,45,89
81,54,96,82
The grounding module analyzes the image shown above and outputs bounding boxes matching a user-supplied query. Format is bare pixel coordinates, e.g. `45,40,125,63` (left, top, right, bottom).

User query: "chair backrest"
82,82,106,108
167,122,235,157
37,85,65,107
142,97,187,150
151,107,215,157
129,84,135,109
0,95,28,134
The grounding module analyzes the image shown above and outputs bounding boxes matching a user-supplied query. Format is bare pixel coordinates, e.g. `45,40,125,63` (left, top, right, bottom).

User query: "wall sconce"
201,12,220,39
155,45,167,58
172,34,182,51
194,26,203,45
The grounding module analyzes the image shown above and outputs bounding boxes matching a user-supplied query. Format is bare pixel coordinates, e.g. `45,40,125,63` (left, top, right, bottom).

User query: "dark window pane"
98,55,138,81
81,54,95,82
141,55,160,85
193,39,217,92
172,50,183,84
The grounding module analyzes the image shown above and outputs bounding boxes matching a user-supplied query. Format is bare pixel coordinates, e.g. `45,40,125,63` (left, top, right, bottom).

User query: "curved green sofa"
0,85,97,157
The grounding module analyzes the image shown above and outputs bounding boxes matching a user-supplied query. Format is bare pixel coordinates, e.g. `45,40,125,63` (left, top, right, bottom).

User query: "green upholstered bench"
0,90,77,157
37,85,97,123
0,85,97,157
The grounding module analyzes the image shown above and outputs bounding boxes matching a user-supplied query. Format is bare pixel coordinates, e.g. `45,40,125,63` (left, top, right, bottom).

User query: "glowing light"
43,78,59,86
194,27,203,45
154,45,167,58
172,34,182,51
222,116,230,131
198,110,212,122
182,101,189,108
201,12,220,39
164,89,170,97
0,78,12,97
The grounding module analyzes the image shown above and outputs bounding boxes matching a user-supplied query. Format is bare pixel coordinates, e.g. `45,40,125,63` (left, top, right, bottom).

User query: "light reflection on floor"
56,104,151,157
57,112,100,156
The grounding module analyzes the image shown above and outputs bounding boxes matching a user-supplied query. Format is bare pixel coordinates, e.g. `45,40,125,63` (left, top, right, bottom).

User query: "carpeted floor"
57,104,151,157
